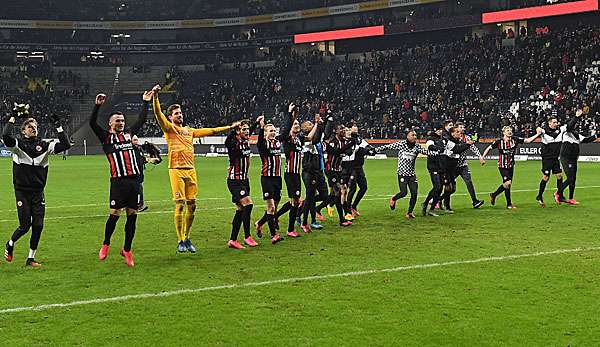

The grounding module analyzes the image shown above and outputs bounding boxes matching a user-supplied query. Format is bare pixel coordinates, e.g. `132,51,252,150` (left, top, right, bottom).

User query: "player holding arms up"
254,116,284,244
481,126,542,209
151,85,235,253
3,105,71,267
226,120,257,249
91,92,150,267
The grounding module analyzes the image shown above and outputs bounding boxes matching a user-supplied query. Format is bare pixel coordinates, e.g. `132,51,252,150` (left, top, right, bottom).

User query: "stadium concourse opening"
0,0,599,345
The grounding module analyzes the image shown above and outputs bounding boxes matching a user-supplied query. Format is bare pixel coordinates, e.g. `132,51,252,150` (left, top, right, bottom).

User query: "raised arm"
130,90,153,135
49,114,72,154
481,144,494,165
281,103,296,139
524,128,542,144
151,86,173,133
192,125,234,138
375,141,402,153
306,115,321,143
2,115,17,148
89,94,108,140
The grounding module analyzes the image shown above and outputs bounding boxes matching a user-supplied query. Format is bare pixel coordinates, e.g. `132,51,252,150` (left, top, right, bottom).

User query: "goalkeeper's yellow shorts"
168,168,198,201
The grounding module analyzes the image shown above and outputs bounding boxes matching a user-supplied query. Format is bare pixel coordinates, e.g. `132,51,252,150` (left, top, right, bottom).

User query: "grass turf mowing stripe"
1,186,598,222
1,246,598,315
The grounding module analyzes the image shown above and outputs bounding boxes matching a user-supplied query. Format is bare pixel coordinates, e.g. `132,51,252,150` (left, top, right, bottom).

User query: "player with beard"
482,126,542,208
91,92,150,267
152,85,235,253
555,109,596,204
225,119,256,249
455,121,485,208
374,129,435,219
317,120,355,226
345,123,375,218
3,105,71,267
535,116,565,207
441,125,474,213
421,123,446,217
300,115,328,230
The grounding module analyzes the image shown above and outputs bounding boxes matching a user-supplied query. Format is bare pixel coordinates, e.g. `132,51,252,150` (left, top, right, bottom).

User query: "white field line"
1,246,598,314
1,186,599,214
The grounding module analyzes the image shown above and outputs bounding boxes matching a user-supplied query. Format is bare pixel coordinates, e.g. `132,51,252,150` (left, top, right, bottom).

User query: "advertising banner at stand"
0,0,444,30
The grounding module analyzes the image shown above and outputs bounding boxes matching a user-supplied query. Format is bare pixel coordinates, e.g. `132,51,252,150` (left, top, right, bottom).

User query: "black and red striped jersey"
325,137,354,172
281,134,304,174
257,128,281,177
226,130,252,180
89,102,148,179
491,137,524,169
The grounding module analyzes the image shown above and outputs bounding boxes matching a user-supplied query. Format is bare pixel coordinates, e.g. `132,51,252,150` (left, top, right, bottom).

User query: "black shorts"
284,173,302,199
541,158,562,175
498,167,514,182
110,176,141,210
227,179,250,203
261,176,282,201
326,170,342,187
341,168,352,185
15,189,45,222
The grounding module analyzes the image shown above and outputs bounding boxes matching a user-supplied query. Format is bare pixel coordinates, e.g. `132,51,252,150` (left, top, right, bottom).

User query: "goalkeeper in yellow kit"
151,84,238,253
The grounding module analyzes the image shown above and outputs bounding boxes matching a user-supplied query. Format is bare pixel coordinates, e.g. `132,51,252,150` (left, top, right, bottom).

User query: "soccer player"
440,126,474,213
3,107,71,267
151,85,235,253
421,123,446,217
481,126,542,209
345,123,375,217
225,120,257,249
535,116,565,207
91,92,150,267
319,121,355,226
374,129,434,220
254,115,283,244
556,109,596,204
455,121,485,208
300,115,328,230
276,103,308,237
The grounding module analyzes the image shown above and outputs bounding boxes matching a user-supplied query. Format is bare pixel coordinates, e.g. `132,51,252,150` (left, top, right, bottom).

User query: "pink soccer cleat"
339,221,353,227
389,197,396,210
405,213,415,220
228,240,245,249
244,237,258,247
300,224,311,233
316,212,325,221
553,192,561,205
254,221,263,239
98,244,110,261
271,234,282,244
120,249,135,267
351,208,360,217
566,199,579,205
286,231,300,238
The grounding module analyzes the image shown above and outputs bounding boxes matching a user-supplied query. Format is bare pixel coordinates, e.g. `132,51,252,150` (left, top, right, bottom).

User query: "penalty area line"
1,246,598,314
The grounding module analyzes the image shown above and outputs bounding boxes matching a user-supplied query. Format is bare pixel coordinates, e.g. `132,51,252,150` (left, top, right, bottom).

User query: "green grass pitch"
0,156,599,346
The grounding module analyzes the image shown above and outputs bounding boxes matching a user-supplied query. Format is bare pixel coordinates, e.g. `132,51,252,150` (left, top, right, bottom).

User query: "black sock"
230,210,243,241
276,202,291,218
242,204,253,238
557,178,563,195
335,198,345,223
103,214,119,246
124,214,137,252
267,213,277,237
569,181,576,200
538,179,547,198
257,211,269,226
492,185,505,197
288,206,298,232
504,188,512,207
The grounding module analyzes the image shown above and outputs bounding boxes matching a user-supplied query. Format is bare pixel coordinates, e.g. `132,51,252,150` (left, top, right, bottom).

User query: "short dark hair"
455,121,465,127
547,116,558,123
167,104,181,116
443,119,454,127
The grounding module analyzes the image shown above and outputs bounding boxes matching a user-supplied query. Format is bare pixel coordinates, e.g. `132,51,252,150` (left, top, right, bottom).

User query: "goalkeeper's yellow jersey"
152,95,231,169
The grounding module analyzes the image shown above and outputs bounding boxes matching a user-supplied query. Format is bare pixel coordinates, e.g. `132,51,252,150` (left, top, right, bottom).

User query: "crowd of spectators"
137,23,599,139
0,62,89,138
